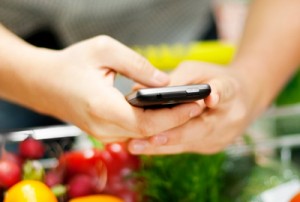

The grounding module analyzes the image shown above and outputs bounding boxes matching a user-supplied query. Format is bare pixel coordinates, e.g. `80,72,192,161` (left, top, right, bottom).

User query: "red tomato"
19,136,45,159
101,143,140,202
67,174,96,198
44,170,63,187
291,192,300,202
0,160,21,188
103,176,138,202
102,142,140,177
2,151,23,168
58,149,106,182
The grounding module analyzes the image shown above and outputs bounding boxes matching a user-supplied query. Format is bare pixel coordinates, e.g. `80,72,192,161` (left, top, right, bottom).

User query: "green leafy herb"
136,153,226,202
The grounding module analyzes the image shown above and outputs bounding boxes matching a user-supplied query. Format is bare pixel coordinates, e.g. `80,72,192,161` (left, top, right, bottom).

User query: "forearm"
0,24,57,113
230,0,300,117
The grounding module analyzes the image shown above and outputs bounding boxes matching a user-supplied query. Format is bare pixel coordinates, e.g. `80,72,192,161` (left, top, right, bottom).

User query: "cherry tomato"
104,176,138,202
44,170,63,187
19,136,45,159
291,192,300,202
2,151,23,168
67,174,96,198
0,160,21,188
101,143,140,202
59,148,105,180
102,142,140,177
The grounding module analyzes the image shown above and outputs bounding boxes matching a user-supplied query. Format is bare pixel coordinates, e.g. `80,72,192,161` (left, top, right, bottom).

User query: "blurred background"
1,0,300,202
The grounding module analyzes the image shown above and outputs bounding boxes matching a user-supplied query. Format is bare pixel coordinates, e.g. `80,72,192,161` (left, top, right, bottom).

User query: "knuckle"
174,112,188,125
133,55,152,73
135,119,155,137
85,96,103,119
93,35,114,53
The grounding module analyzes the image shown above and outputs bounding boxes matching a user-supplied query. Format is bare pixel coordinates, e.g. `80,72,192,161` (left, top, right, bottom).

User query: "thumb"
92,36,169,87
204,78,235,108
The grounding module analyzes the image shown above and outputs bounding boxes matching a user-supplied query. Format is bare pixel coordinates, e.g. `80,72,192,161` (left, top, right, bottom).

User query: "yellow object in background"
133,41,235,71
69,195,123,202
4,180,58,202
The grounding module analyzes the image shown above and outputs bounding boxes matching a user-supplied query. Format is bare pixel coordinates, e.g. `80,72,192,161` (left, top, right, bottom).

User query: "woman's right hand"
0,29,202,142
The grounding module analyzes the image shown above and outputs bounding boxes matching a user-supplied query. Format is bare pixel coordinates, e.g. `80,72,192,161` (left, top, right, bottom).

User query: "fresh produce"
22,160,45,181
57,142,140,202
136,153,227,202
0,134,261,202
67,174,96,198
100,143,140,202
19,136,45,159
58,148,105,180
44,169,64,187
291,192,300,202
69,194,123,202
239,161,300,202
4,180,58,202
0,159,21,188
103,143,140,176
2,151,23,168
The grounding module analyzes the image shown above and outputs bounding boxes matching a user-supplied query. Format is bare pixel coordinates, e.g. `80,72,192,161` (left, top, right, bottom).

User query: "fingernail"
153,70,169,84
132,140,147,153
153,135,168,145
189,107,201,118
210,93,220,107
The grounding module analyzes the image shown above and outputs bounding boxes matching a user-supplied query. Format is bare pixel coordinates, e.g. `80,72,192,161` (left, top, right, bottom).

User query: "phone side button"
186,88,200,93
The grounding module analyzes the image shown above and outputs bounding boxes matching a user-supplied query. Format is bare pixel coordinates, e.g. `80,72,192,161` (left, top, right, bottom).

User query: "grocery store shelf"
264,103,300,118
0,125,83,142
227,133,300,159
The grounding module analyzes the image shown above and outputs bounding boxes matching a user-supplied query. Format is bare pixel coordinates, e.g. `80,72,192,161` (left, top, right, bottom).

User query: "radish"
19,136,45,159
67,174,96,198
0,160,21,188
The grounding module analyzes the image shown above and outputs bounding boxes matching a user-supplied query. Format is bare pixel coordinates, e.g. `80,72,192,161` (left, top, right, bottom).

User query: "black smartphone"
126,84,211,108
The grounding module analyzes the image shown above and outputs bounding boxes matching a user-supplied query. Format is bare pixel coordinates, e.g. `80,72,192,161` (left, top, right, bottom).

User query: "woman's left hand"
128,62,254,154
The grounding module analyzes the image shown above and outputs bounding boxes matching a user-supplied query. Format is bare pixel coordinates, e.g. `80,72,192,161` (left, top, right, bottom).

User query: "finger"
87,89,203,138
204,92,220,108
131,102,205,137
128,112,213,154
93,36,169,87
131,83,147,91
205,78,235,108
129,142,223,155
128,135,221,155
128,140,186,155
139,116,204,148
100,137,128,144
168,61,211,86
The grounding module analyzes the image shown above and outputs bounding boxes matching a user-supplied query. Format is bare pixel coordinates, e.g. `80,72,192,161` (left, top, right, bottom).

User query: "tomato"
19,136,45,159
2,151,23,168
0,160,21,188
100,143,140,202
291,192,300,202
67,174,96,198
69,194,123,202
101,143,140,178
44,169,63,187
4,180,58,202
59,149,105,180
104,177,138,202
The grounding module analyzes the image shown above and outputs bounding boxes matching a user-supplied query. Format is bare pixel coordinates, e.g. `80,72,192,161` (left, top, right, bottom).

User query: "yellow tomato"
69,195,124,202
4,180,58,202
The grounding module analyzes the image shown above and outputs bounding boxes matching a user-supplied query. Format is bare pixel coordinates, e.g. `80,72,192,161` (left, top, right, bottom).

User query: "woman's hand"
128,61,255,154
0,29,202,142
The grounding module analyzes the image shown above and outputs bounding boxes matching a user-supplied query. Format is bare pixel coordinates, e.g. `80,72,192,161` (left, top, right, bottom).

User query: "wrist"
229,60,274,119
0,42,60,115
